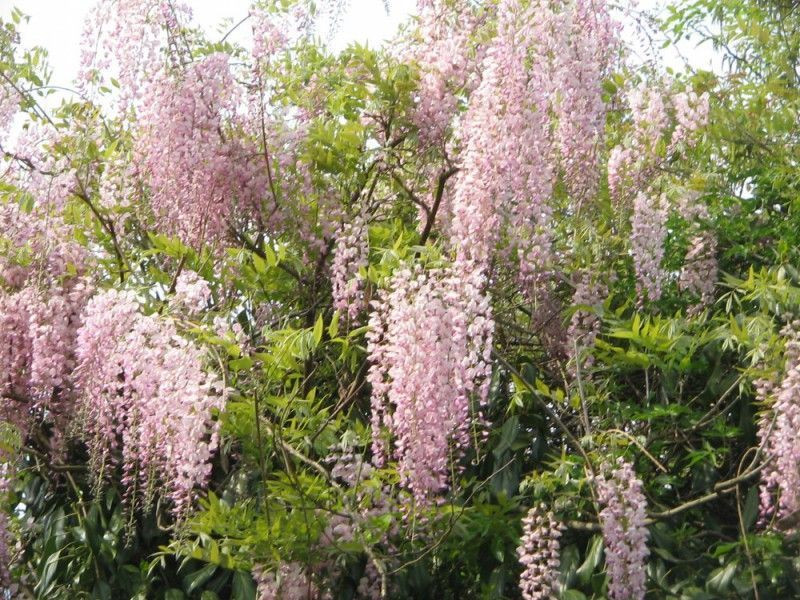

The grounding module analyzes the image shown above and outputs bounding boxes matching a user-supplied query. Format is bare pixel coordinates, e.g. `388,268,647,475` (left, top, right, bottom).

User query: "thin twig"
71,179,127,282
418,167,458,247
605,428,668,473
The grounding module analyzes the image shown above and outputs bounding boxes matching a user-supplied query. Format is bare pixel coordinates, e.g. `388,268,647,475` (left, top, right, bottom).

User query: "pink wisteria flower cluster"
322,447,393,600
567,273,609,377
677,193,718,312
443,0,617,297
0,79,20,140
367,264,493,501
630,191,668,302
516,505,564,600
75,289,225,518
552,0,618,204
410,0,481,146
0,200,225,521
594,458,650,600
0,444,12,590
608,83,709,202
450,0,555,272
253,561,318,600
0,512,11,589
0,0,736,593
171,270,213,314
252,446,392,599
678,232,717,311
0,203,91,446
331,217,369,321
135,53,269,249
758,321,800,524
79,0,192,105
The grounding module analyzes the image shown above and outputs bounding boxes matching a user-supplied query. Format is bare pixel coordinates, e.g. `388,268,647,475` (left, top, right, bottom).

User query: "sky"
1,0,417,89
1,0,719,98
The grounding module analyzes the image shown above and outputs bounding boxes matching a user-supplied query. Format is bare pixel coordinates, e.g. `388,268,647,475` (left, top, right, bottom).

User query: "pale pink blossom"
172,271,212,314
517,505,563,600
134,53,268,249
759,322,800,524
367,263,493,501
630,192,668,302
331,218,368,321
567,274,608,377
75,289,224,518
594,459,650,600
678,233,717,312
253,562,319,600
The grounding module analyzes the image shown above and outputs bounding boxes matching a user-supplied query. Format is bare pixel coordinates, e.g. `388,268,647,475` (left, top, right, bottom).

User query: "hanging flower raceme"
3,124,78,215
79,0,192,106
0,203,92,446
608,83,709,202
0,511,12,590
75,289,225,518
171,270,212,315
607,85,667,202
670,90,710,153
594,458,650,600
28,278,93,390
449,0,555,280
318,447,394,599
630,191,668,303
250,445,393,599
516,505,564,600
367,263,493,502
331,217,369,322
678,232,717,312
443,0,618,275
677,194,717,313
253,561,319,600
410,0,481,146
552,0,618,205
0,289,32,408
758,321,800,525
448,0,617,285
250,6,289,69
134,53,268,250
0,83,19,142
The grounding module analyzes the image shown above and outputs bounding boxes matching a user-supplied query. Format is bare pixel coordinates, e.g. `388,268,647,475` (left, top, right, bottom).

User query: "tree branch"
419,167,458,246
71,179,127,283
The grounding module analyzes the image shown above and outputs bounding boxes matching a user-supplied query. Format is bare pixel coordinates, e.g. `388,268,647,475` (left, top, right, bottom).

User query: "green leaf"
252,254,267,274
328,310,340,339
185,563,218,594
265,244,278,267
312,314,324,347
493,416,518,457
742,486,759,530
36,548,62,597
232,571,256,600
706,561,738,594
576,535,604,585
209,540,220,564
229,357,254,372
92,580,112,600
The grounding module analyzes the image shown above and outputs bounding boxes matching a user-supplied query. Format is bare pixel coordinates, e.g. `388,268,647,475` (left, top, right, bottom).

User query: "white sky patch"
1,0,416,88
0,0,721,112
